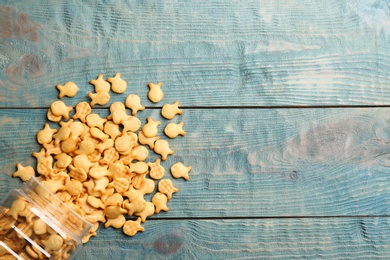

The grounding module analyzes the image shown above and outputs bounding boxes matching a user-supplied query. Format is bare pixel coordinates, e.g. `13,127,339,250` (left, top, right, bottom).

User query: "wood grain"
2,108,390,217
0,1,389,107
76,218,390,259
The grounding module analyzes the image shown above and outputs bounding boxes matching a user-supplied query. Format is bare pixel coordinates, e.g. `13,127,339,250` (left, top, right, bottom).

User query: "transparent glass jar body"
0,177,92,259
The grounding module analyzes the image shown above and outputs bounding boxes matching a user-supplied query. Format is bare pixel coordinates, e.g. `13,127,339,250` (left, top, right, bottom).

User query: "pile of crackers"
11,73,192,247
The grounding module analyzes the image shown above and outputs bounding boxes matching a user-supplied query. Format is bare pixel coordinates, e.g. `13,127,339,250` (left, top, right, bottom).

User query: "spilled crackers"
8,74,192,256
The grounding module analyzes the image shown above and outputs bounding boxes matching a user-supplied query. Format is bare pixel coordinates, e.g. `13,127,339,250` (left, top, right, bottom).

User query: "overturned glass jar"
0,177,92,259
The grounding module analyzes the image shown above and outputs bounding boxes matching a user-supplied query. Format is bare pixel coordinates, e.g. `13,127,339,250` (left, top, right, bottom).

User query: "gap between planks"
134,215,390,221
3,105,390,110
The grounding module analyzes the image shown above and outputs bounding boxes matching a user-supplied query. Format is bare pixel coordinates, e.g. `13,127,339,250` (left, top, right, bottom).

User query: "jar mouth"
21,176,93,243
1,176,93,260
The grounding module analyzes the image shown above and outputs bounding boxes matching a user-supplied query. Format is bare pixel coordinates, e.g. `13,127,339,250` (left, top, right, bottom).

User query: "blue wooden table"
1,0,390,259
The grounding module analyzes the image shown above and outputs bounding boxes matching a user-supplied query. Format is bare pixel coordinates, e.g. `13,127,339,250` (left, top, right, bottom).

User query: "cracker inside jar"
12,74,192,246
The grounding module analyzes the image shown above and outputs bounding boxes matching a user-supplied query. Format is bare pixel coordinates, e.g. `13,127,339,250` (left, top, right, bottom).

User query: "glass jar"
0,177,92,259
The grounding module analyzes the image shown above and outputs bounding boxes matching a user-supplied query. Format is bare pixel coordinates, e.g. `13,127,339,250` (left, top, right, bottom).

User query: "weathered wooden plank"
76,217,390,259
1,108,390,217
0,1,389,107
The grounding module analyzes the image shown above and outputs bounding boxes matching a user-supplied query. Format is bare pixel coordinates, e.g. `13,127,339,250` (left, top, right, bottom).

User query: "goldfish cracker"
147,82,164,103
141,117,161,138
86,113,107,130
125,94,145,116
90,74,111,92
56,81,78,98
12,163,35,182
93,177,110,194
107,72,127,94
161,100,182,120
123,217,144,236
158,179,178,200
104,214,126,229
170,162,192,180
148,159,165,180
137,131,159,149
134,202,154,222
122,115,142,132
50,100,73,120
152,192,169,213
89,91,110,106
154,139,174,160
164,121,186,138
7,198,26,220
37,123,57,144
72,101,92,123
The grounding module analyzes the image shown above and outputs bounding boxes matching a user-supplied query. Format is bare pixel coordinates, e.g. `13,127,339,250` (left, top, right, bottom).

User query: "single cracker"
109,174,130,193
104,121,121,140
90,74,111,92
7,198,26,220
89,90,110,106
134,202,155,222
129,162,148,175
84,209,106,223
95,138,114,153
152,192,169,213
75,139,95,155
107,101,126,120
65,179,83,196
158,179,178,200
130,145,149,162
161,100,182,120
154,139,174,160
164,122,186,138
89,165,110,179
147,159,165,180
53,123,71,144
138,178,156,195
47,108,62,122
94,176,110,194
170,162,192,180
115,131,137,155
105,214,126,229
60,136,79,153
125,94,145,115
122,116,141,132
73,154,94,173
123,199,146,216
56,81,78,98
72,101,92,123
138,131,159,149
54,153,72,169
100,147,119,165
104,204,127,219
123,217,144,236
42,234,64,252
87,195,105,209
86,113,107,130
69,120,85,138
90,127,110,141
50,100,73,120
37,123,57,144
104,193,124,207
107,72,127,94
131,173,146,190
12,163,35,182
142,117,161,138
147,82,164,103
